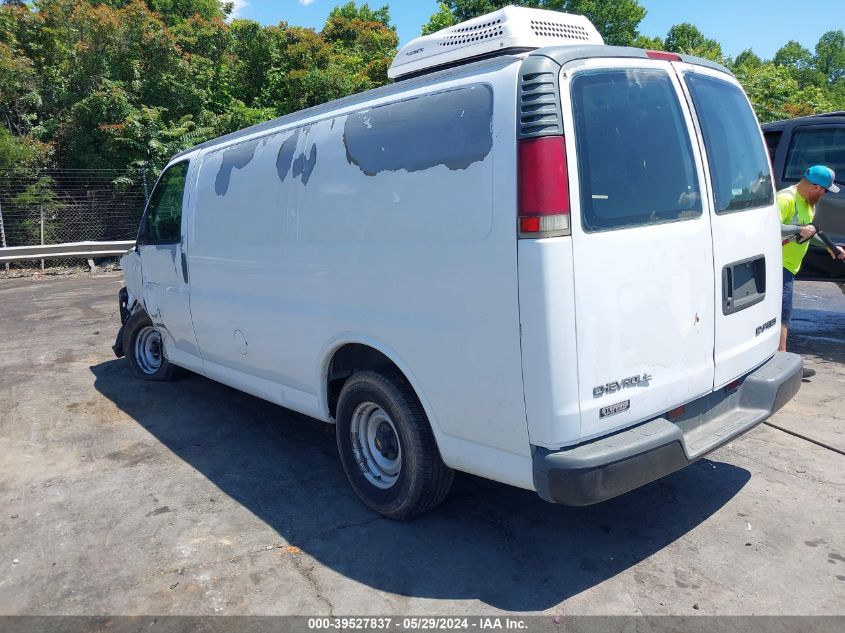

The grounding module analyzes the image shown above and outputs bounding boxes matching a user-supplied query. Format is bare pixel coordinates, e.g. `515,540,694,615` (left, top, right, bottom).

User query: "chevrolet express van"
114,7,803,519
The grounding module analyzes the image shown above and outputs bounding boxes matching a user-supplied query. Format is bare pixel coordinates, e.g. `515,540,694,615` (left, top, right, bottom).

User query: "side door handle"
180,251,189,284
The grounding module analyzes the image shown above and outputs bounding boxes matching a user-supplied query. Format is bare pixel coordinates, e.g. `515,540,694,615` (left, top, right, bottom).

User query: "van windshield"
684,73,773,213
571,69,702,233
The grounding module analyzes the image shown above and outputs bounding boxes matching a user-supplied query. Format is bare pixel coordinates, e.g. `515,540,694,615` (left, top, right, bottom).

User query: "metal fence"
0,169,147,271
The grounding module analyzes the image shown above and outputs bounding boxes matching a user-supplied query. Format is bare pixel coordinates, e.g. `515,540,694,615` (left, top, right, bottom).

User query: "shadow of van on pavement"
90,359,750,612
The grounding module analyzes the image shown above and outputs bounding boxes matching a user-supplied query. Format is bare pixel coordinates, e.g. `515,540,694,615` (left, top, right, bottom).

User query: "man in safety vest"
778,164,845,377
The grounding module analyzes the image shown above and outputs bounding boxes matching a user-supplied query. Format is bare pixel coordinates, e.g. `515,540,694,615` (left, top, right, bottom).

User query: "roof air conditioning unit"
388,5,604,80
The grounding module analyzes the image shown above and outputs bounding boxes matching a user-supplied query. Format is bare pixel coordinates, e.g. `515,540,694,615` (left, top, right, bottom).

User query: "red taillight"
646,50,682,62
725,378,743,393
519,216,541,233
518,136,570,238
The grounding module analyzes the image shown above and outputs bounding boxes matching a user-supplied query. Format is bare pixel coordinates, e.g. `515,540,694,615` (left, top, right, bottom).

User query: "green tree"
564,0,645,46
262,26,332,113
172,13,233,112
1,0,28,39
322,2,398,85
261,7,398,115
0,42,41,134
228,19,273,107
0,125,31,168
323,3,397,57
664,23,723,62
7,173,66,246
327,1,392,28
262,25,373,114
774,40,813,68
107,105,202,175
0,125,47,169
828,80,845,110
421,2,456,35
55,81,135,168
631,34,663,50
13,0,845,184
814,30,845,84
212,103,276,137
733,49,762,70
772,40,820,88
95,0,226,25
734,62,833,123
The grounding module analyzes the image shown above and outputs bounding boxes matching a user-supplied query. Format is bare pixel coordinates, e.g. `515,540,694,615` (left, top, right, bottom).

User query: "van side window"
783,127,845,182
139,161,189,244
684,74,774,213
571,69,701,233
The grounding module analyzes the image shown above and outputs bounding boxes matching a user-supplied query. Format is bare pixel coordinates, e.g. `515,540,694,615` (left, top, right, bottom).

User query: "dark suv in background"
762,112,845,282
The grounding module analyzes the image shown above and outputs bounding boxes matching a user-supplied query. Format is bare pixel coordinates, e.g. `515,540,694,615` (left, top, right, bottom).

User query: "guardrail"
0,240,135,264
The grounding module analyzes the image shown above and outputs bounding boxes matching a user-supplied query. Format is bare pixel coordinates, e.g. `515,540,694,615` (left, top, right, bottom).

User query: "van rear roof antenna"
388,5,604,81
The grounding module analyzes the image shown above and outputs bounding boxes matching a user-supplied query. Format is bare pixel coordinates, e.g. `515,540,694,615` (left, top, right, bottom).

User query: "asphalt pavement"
0,273,843,617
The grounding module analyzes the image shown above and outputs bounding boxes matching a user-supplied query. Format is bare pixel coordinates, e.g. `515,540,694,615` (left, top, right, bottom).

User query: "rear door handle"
722,255,765,315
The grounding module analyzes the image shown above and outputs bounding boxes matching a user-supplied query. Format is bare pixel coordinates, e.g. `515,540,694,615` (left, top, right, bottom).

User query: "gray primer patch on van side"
276,130,300,183
292,145,317,185
215,139,259,196
343,84,493,177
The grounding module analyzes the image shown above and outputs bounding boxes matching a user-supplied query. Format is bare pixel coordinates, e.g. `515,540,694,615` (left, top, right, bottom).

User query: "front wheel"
336,370,454,519
123,309,176,381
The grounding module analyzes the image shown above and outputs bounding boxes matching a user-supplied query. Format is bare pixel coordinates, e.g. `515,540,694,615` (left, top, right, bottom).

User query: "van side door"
187,135,294,406
136,160,203,371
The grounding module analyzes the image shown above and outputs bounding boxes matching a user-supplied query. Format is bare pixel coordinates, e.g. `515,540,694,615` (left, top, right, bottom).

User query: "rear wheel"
123,309,175,381
336,370,453,519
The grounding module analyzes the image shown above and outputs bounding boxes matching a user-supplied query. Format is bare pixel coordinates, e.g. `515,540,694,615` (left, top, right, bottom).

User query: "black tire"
336,370,454,519
123,308,176,381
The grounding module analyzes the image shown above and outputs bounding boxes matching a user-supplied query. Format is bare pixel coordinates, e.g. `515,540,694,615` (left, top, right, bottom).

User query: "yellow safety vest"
778,186,814,275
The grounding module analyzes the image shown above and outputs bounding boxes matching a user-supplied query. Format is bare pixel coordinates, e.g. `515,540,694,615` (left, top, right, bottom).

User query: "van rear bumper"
533,351,803,506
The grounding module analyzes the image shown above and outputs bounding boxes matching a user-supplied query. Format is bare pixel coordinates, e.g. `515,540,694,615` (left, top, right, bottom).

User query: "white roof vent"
388,5,604,80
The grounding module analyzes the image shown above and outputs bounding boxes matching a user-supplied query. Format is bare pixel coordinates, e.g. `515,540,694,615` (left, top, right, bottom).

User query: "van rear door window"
783,127,845,182
684,74,773,213
571,69,701,233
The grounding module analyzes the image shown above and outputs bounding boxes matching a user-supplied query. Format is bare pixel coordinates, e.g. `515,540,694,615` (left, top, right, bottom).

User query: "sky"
227,0,844,61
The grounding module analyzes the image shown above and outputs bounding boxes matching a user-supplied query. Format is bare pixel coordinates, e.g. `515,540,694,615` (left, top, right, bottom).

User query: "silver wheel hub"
350,402,401,489
134,326,163,375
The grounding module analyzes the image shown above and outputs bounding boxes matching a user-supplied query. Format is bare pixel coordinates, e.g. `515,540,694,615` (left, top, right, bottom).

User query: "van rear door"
564,60,716,441
677,64,780,388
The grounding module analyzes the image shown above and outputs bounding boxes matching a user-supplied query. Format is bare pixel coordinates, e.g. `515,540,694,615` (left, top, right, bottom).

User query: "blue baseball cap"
804,165,840,193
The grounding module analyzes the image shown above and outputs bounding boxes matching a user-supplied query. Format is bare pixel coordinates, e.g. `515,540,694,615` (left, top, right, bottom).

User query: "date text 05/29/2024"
307,617,529,630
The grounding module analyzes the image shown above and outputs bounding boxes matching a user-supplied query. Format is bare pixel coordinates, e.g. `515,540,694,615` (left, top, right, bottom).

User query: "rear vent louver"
518,56,563,139
529,19,591,41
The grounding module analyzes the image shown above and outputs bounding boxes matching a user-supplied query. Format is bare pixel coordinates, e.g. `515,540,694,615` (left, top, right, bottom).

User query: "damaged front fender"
112,287,128,358
115,247,143,358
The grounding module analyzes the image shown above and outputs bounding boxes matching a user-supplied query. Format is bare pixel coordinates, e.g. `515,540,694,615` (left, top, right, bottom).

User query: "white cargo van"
113,6,803,519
